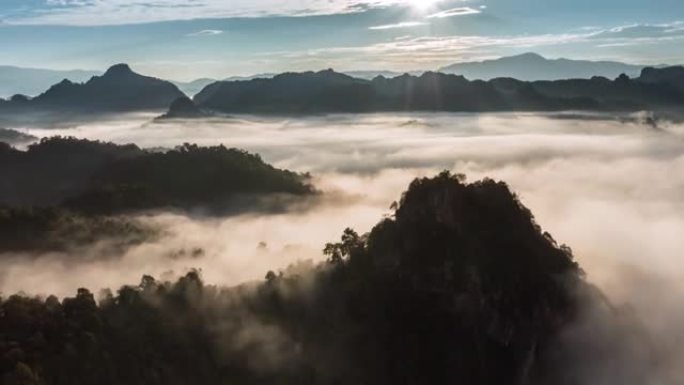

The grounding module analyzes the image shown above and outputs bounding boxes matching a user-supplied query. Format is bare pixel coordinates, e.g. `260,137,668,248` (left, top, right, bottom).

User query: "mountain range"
439,52,655,81
1,62,683,124
188,67,684,114
172,71,417,96
0,53,669,101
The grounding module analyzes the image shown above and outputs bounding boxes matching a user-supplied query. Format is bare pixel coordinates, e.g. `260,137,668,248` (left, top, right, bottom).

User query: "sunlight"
405,0,442,11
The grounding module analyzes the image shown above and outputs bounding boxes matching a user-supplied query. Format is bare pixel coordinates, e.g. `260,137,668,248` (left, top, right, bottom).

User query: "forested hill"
0,173,642,385
0,137,313,213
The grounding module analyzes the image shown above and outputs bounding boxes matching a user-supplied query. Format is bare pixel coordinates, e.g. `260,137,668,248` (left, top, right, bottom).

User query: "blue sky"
0,0,682,80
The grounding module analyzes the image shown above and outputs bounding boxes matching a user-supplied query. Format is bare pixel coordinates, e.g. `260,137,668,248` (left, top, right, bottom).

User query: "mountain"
0,172,642,384
191,67,684,114
177,71,419,96
0,64,185,120
0,66,100,98
32,64,185,111
194,69,374,113
639,66,684,92
439,53,649,81
345,70,423,79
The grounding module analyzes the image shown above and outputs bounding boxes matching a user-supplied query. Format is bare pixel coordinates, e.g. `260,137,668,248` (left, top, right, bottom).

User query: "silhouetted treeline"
1,173,626,385
0,137,313,213
192,66,684,114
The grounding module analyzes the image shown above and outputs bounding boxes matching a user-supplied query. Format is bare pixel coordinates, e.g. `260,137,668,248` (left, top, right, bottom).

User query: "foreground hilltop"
190,66,684,114
0,172,645,385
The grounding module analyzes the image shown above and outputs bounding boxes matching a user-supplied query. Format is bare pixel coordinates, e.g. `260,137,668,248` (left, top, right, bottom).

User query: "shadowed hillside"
192,67,684,114
0,173,641,385
0,137,313,253
0,137,312,212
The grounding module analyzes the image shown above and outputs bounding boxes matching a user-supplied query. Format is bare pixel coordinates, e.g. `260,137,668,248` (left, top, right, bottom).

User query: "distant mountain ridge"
190,66,684,114
174,71,421,96
2,62,683,125
439,53,653,81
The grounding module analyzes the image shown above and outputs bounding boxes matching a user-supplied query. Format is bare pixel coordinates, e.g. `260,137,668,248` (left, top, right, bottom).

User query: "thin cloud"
259,21,684,71
369,21,427,30
187,29,224,37
427,7,480,18
2,0,445,26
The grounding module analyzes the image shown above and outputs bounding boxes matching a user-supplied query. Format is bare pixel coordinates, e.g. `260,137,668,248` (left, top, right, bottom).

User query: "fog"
5,112,683,297
5,111,684,382
6,121,684,313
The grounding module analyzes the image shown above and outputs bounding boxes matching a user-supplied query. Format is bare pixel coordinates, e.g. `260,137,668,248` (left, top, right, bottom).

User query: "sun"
405,0,442,11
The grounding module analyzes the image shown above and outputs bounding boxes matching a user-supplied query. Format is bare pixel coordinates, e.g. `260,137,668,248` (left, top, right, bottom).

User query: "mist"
3,111,684,382
6,112,683,290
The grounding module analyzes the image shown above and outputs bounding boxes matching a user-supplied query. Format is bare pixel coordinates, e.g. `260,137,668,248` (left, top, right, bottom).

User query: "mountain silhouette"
439,52,649,81
190,67,684,114
194,69,374,113
639,66,684,92
31,64,185,111
0,64,185,119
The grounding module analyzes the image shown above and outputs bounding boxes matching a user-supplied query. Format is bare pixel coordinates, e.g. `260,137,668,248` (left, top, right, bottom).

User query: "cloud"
369,21,427,30
589,21,684,47
263,32,595,71
187,29,224,37
253,20,684,71
1,0,452,26
426,7,481,18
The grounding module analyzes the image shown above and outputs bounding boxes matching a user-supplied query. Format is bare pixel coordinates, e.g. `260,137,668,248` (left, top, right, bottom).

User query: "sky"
0,0,682,80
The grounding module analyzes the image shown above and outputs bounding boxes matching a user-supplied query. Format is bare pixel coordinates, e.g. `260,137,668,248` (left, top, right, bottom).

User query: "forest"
0,173,642,385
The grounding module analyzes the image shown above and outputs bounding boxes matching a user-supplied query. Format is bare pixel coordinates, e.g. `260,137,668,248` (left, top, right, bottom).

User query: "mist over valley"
1,0,683,381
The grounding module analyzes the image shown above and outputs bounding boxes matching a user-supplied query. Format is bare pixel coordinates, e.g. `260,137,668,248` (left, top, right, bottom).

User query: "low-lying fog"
4,112,684,330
